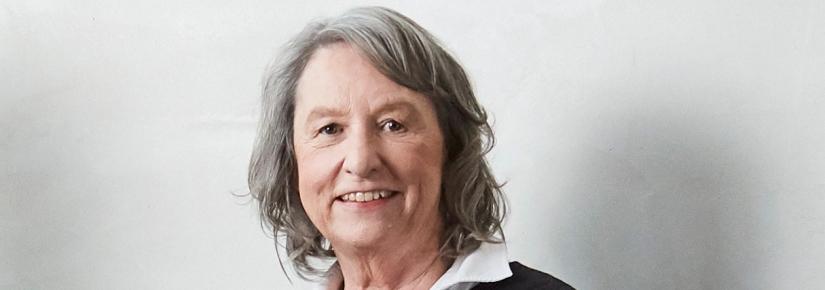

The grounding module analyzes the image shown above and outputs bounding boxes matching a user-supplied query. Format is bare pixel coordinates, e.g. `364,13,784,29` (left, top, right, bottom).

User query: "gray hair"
248,6,506,279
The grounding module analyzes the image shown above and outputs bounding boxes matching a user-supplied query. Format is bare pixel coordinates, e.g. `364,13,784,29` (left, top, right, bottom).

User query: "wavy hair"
248,6,506,279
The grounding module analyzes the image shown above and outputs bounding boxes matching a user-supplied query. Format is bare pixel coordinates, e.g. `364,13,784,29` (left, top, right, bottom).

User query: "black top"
471,262,574,290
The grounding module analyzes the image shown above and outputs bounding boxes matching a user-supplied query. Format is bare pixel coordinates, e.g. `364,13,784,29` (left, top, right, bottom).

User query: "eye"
380,119,406,133
318,123,341,135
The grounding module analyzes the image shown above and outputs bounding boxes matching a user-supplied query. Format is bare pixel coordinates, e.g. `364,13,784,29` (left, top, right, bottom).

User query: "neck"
333,230,448,290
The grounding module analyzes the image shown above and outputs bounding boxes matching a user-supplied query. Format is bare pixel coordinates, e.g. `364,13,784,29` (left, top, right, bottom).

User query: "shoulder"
471,262,574,290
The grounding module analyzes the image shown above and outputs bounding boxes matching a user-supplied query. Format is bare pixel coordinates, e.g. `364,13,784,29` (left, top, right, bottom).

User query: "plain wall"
2,1,824,289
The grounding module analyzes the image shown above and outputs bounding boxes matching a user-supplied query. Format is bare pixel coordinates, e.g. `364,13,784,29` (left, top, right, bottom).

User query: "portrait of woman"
247,6,573,290
7,1,824,289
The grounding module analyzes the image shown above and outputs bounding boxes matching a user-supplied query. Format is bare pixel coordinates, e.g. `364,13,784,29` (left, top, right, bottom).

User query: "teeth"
340,191,394,202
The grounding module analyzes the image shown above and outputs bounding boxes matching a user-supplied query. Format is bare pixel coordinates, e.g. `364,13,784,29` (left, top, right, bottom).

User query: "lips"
338,190,397,202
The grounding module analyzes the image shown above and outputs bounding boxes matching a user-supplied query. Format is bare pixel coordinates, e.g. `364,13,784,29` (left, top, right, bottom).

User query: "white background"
2,1,824,289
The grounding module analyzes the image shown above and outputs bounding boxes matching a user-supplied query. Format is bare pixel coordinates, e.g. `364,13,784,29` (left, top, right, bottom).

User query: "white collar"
430,241,512,290
314,241,512,290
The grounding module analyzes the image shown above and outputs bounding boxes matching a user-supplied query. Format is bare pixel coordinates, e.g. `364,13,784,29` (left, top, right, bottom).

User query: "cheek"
392,138,444,191
295,148,340,212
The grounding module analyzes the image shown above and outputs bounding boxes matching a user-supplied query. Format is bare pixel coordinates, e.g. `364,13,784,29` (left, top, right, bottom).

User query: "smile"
338,190,398,202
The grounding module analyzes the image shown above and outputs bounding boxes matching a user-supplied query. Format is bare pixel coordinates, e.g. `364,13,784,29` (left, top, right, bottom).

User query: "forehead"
294,42,421,110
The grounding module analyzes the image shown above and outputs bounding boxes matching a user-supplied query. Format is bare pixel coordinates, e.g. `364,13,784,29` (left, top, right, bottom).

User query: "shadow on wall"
553,86,775,289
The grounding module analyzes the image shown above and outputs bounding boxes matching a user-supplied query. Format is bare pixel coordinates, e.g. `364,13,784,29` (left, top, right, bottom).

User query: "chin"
329,222,396,250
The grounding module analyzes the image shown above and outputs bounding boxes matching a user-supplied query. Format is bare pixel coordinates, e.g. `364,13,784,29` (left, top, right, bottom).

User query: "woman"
248,6,573,290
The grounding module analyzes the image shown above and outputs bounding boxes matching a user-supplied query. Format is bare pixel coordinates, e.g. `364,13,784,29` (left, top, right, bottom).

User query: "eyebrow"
305,106,349,124
304,100,420,124
373,100,417,117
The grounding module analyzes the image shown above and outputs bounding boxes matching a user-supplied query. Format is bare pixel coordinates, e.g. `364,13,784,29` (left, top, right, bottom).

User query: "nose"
341,128,381,178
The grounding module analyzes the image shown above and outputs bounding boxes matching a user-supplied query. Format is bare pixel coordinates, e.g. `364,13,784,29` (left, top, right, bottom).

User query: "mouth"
337,190,399,203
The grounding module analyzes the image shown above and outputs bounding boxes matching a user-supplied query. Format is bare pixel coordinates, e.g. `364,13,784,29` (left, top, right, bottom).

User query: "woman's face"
292,43,445,251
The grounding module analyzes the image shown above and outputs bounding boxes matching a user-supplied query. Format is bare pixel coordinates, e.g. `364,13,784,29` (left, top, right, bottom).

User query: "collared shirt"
314,242,513,290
